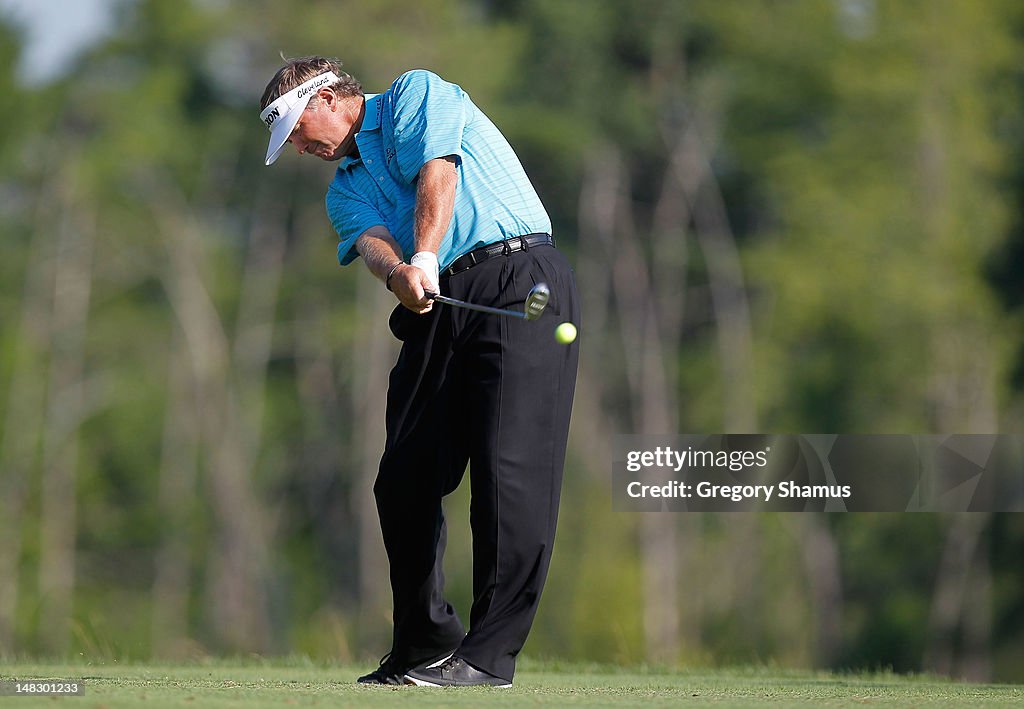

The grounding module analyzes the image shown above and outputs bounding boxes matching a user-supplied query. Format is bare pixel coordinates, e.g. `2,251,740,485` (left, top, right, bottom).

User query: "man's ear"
318,87,337,109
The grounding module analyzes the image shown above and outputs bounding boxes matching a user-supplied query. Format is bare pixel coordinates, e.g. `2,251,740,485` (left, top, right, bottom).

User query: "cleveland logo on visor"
297,76,333,100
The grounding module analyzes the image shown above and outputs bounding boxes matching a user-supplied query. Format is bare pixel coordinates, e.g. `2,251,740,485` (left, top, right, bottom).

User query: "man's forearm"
414,157,458,254
355,227,405,282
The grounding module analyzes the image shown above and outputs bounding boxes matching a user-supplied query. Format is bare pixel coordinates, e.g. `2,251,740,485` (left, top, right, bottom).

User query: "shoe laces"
358,652,403,685
435,655,461,674
377,651,397,670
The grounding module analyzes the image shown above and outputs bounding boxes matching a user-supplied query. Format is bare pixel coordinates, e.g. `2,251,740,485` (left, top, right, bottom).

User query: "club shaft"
427,292,527,319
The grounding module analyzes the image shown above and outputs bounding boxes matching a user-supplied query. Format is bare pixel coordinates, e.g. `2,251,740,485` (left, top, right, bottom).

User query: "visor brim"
264,99,308,166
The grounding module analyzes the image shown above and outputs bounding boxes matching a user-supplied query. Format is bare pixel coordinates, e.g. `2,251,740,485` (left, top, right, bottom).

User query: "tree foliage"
1,0,1022,681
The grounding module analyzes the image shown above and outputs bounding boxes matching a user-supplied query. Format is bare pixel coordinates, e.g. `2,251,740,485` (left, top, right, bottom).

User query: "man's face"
288,90,360,161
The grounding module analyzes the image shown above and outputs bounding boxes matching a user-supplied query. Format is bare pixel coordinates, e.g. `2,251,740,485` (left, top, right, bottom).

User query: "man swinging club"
259,57,580,687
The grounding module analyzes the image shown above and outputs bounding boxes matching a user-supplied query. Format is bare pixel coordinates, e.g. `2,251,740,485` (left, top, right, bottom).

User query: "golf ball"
555,322,577,344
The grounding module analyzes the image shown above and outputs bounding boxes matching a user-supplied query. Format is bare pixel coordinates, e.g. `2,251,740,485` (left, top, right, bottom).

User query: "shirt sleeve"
327,183,386,266
390,70,466,184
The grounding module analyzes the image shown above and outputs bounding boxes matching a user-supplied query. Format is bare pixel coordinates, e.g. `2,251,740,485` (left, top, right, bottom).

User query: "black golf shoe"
357,650,455,685
404,656,511,687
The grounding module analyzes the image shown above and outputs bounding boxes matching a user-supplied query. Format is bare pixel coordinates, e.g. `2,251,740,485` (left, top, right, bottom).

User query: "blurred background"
1,0,1023,683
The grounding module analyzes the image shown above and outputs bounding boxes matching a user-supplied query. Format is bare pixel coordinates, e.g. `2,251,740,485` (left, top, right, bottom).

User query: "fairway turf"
1,659,1021,707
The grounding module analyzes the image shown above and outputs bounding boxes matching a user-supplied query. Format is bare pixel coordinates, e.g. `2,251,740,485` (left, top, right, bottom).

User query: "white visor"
260,71,340,165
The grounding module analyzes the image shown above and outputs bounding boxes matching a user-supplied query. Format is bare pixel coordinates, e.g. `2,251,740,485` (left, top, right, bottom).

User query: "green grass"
1,658,1021,707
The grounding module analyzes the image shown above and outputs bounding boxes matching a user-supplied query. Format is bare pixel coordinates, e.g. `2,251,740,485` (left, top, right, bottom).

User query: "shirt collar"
340,93,381,171
362,94,382,130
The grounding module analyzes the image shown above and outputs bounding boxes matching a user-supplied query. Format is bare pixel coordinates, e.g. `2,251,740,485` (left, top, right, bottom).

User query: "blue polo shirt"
326,70,551,270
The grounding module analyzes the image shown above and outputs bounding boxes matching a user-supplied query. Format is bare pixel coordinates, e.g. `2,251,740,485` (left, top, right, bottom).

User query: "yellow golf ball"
555,322,577,344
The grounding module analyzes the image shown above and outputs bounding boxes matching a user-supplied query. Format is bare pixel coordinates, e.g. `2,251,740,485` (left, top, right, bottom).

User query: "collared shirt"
326,69,551,270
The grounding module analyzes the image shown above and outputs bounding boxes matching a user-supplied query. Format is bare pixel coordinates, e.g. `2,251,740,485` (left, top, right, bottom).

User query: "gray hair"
260,55,362,111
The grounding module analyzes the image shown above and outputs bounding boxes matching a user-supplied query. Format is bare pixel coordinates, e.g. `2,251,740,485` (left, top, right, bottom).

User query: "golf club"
425,282,550,320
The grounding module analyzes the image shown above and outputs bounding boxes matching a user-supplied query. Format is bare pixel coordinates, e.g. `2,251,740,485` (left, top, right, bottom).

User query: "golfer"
260,57,579,687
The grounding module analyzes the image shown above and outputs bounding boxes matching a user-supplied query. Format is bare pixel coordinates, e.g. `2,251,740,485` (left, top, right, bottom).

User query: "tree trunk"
0,180,57,654
792,515,843,667
152,331,200,658
960,534,992,682
668,116,756,433
918,31,997,676
602,149,682,664
151,184,272,653
38,185,95,655
924,513,989,677
352,268,399,653
291,290,349,651
230,183,290,652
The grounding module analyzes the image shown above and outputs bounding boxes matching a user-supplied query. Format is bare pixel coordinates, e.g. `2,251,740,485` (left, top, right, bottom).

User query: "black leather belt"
441,233,553,278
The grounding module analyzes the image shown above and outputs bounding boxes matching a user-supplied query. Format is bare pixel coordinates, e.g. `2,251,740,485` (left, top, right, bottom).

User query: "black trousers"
375,243,579,681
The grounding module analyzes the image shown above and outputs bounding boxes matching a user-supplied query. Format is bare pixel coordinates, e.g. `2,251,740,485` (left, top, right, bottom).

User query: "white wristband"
410,251,440,291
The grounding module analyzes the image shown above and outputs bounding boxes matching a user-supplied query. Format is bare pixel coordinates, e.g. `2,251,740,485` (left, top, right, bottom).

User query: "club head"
523,283,550,321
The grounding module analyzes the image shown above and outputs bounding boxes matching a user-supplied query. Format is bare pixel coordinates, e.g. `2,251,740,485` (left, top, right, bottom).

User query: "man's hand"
389,263,436,314
355,229,438,314
410,251,439,292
